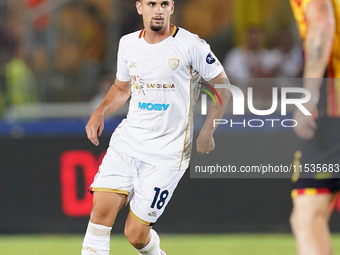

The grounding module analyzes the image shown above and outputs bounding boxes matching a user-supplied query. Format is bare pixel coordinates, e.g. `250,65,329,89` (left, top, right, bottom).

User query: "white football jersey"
111,26,223,170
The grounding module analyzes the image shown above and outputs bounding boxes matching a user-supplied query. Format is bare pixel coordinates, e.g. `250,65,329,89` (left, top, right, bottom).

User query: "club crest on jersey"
169,58,180,71
129,62,138,68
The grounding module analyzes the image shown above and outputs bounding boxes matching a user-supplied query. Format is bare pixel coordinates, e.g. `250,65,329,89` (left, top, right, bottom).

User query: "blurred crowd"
223,26,303,108
0,0,121,118
0,0,303,119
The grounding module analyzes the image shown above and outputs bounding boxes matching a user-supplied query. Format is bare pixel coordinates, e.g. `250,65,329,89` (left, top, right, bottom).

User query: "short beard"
150,24,163,32
150,19,164,32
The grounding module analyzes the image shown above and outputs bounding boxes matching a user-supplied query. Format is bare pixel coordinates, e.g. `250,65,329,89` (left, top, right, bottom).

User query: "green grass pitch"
1,234,340,255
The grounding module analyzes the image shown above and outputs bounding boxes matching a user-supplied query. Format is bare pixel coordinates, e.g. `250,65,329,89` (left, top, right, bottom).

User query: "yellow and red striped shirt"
290,0,340,116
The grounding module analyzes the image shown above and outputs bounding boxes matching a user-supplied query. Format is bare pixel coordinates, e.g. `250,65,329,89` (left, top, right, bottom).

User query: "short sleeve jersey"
111,26,223,170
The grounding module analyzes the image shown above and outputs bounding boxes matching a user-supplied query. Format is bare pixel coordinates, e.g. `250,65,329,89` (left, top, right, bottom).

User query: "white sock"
136,229,161,255
82,221,112,255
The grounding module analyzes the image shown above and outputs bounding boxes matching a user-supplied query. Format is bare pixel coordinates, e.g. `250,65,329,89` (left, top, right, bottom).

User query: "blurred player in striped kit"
82,0,231,254
289,0,340,254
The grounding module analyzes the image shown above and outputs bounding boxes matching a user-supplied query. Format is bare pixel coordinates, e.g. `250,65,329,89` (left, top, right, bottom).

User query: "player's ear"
136,0,142,15
170,0,174,15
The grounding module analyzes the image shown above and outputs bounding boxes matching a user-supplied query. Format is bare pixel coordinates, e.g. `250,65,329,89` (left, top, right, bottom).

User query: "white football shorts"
89,146,186,226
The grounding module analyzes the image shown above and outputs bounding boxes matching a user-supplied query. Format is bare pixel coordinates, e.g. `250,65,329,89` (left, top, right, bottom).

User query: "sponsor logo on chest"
138,102,170,111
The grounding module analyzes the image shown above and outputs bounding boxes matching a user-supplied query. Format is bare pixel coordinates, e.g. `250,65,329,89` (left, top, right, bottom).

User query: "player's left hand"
196,134,215,155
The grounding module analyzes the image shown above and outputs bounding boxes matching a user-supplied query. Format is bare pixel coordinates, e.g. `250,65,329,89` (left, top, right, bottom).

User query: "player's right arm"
86,78,131,146
293,0,335,139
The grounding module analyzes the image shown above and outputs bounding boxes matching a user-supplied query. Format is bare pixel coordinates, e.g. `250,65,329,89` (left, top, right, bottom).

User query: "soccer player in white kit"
82,0,231,254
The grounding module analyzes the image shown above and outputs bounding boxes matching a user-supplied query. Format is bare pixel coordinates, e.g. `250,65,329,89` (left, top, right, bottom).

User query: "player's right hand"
85,112,104,146
293,108,317,140
196,134,215,155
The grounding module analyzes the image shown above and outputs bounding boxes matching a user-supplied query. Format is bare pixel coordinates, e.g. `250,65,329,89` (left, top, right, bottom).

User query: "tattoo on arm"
317,1,330,12
306,43,323,73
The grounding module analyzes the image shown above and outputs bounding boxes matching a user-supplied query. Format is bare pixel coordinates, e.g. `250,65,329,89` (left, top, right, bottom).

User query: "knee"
124,225,149,249
290,210,301,235
290,209,327,236
90,209,115,226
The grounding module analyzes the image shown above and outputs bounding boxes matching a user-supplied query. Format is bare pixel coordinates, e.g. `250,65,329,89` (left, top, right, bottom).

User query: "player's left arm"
196,70,231,155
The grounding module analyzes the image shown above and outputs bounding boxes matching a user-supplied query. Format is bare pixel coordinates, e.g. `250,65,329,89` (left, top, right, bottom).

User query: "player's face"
136,0,174,32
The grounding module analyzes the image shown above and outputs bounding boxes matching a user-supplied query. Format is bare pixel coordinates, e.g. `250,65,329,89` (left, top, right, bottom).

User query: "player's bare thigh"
291,193,335,222
90,192,127,227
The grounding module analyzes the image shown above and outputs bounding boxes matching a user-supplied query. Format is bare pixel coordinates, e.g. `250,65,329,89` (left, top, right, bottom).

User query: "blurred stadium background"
1,0,340,254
